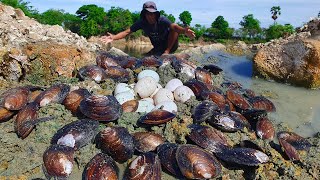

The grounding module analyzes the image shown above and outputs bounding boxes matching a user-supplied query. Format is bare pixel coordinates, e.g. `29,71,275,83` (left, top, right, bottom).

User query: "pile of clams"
0,51,316,179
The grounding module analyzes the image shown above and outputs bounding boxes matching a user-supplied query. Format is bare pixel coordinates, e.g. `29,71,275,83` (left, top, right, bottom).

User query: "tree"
265,23,294,41
179,11,192,26
207,16,233,39
63,13,82,33
193,24,206,40
105,7,134,34
39,9,65,25
160,10,175,23
239,14,262,39
0,0,39,17
270,6,281,24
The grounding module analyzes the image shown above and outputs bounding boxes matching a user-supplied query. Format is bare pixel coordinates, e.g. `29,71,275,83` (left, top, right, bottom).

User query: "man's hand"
184,27,196,39
100,32,114,44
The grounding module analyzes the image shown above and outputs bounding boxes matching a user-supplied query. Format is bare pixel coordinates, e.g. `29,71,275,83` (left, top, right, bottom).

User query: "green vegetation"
0,0,300,44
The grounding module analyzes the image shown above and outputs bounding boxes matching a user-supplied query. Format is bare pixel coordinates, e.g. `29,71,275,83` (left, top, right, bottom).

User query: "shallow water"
202,50,320,138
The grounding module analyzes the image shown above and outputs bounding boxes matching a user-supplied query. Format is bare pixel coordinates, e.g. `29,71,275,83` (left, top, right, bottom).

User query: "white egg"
165,78,183,92
136,99,155,113
115,91,135,105
114,83,135,96
150,83,163,98
141,97,155,105
134,76,157,98
153,101,178,114
153,88,174,105
137,70,160,82
174,85,195,103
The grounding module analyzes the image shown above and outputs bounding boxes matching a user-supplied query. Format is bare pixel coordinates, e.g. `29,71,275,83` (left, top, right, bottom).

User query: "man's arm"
100,28,132,44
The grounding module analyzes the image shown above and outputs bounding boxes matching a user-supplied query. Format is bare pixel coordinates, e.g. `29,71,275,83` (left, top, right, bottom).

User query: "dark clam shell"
122,99,139,112
249,96,276,112
62,88,91,116
156,143,183,178
0,87,30,110
105,66,130,82
117,56,141,69
124,152,161,180
184,79,210,98
83,153,119,180
79,95,122,121
203,64,223,75
96,52,120,68
277,131,312,161
188,124,229,153
97,126,134,163
0,106,15,123
209,111,249,132
133,132,165,153
200,91,227,111
192,100,218,123
138,109,176,125
14,102,39,139
242,109,267,121
256,117,275,140
195,67,213,85
176,144,222,179
215,147,269,166
35,84,70,107
140,56,163,67
78,65,108,83
43,145,74,179
51,119,99,150
226,90,252,111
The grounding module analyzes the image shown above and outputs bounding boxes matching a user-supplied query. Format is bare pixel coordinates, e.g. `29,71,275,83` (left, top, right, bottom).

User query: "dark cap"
143,1,158,13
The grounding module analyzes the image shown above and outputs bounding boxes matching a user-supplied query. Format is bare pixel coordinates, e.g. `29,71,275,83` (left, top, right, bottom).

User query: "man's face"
145,11,157,24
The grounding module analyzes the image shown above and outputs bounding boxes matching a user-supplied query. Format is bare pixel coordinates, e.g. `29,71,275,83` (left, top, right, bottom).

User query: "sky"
26,0,319,29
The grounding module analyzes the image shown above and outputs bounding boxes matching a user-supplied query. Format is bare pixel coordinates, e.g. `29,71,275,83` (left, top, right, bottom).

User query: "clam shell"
79,95,122,121
43,145,74,178
78,65,107,83
184,79,209,98
209,111,249,132
176,144,222,179
195,67,213,85
35,84,70,107
153,88,174,105
140,56,163,67
165,78,183,92
117,56,141,69
105,66,130,83
133,132,165,153
97,126,134,163
249,96,276,112
125,152,161,180
156,143,183,178
122,99,139,112
173,85,195,103
96,52,120,68
51,119,99,150
203,64,223,75
192,100,219,123
256,117,275,140
134,76,158,99
138,109,176,125
0,106,15,123
200,91,227,111
137,69,160,82
226,90,252,111
83,153,119,180
62,88,91,116
14,102,39,139
0,87,30,110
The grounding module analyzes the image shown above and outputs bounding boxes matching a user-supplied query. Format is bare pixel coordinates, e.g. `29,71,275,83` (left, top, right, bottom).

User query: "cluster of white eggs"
114,69,195,114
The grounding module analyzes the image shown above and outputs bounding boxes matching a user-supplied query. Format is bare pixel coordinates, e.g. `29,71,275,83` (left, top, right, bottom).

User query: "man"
100,1,195,56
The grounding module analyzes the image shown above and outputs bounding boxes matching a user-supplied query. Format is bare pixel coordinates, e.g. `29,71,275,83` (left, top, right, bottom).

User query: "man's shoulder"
158,16,172,24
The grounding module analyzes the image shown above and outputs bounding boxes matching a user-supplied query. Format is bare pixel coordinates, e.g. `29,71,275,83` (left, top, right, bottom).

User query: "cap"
143,1,158,13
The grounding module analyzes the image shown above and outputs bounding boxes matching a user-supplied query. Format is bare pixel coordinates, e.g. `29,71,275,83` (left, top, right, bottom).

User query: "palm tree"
270,6,281,25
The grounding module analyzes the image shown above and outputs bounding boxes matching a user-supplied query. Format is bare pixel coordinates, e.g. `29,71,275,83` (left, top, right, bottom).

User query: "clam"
114,83,135,96
184,79,209,98
105,66,130,83
78,65,108,83
277,131,312,161
203,64,223,75
195,67,213,85
140,56,163,67
173,85,195,103
83,153,119,180
134,76,158,99
188,124,229,153
34,84,70,107
51,119,99,150
135,98,155,113
256,117,275,140
14,102,39,139
192,100,219,123
172,58,196,78
115,91,135,105
153,88,174,105
209,111,249,132
62,88,91,116
0,86,30,110
133,132,165,153
138,109,176,125
97,126,134,163
124,152,161,180
215,147,269,166
137,69,160,82
226,90,252,111
156,143,183,178
165,78,183,92
200,91,227,111
117,56,141,69
153,101,178,114
79,95,122,121
249,96,276,112
176,144,222,179
122,99,139,112
0,106,15,123
43,145,74,179
96,52,120,68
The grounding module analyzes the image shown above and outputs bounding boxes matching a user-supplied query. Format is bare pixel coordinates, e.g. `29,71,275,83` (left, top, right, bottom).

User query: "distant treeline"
1,0,298,43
